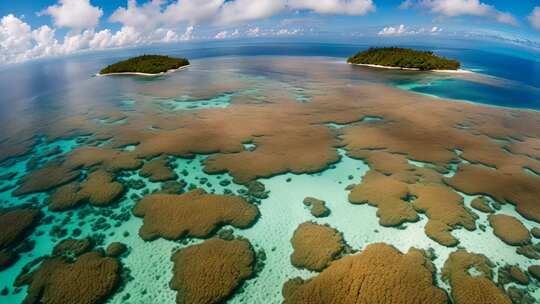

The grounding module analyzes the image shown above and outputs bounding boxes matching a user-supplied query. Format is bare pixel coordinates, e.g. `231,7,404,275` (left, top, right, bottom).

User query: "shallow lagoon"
0,47,539,304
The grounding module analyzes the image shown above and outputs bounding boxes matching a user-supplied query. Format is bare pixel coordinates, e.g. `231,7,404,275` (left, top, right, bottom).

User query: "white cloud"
276,28,302,36
111,0,376,27
163,0,223,25
288,0,375,15
109,0,164,31
41,0,103,30
2,0,383,65
214,30,228,39
0,14,194,65
377,24,443,36
378,24,408,36
180,26,194,41
529,7,540,30
419,0,517,26
421,0,489,16
0,14,32,55
218,0,285,24
214,29,240,39
246,27,261,37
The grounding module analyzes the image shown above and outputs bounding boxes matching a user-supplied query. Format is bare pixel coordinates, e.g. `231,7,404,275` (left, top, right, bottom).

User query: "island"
347,47,461,71
98,55,190,76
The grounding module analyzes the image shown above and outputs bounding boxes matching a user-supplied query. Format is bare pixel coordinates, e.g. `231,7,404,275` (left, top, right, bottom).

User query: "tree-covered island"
347,47,461,71
98,55,190,75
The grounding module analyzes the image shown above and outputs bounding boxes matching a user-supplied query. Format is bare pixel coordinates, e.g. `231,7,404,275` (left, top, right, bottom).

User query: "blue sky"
0,1,539,65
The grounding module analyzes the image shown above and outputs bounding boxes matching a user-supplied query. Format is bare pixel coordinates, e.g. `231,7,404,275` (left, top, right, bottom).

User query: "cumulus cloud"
246,27,261,37
0,14,32,55
163,0,223,25
378,24,443,36
288,0,375,15
111,0,376,27
212,26,303,40
276,28,302,36
529,7,540,30
404,0,518,26
218,0,284,24
2,0,383,64
0,14,193,65
40,0,103,29
214,29,240,39
421,0,490,16
378,24,408,36
109,0,164,31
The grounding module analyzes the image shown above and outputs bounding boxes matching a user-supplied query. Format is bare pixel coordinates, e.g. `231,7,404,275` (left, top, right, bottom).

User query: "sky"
0,0,539,65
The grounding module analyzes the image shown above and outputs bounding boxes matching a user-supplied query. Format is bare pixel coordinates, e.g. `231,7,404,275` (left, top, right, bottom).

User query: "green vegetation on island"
347,47,461,71
99,55,190,75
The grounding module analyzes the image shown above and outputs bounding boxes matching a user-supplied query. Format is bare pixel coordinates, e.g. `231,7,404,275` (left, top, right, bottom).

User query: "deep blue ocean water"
0,40,538,115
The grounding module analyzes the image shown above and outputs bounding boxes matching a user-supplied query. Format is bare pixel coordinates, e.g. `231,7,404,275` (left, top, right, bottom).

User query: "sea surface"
0,41,539,303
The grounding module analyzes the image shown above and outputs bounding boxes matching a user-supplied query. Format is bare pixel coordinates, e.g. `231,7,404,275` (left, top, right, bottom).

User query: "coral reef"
410,184,476,247
133,189,259,241
170,238,254,304
0,208,41,270
47,170,124,211
15,251,121,304
470,197,494,213
290,222,345,271
488,214,530,246
140,157,176,182
283,243,448,304
303,197,330,217
442,249,511,304
348,170,417,226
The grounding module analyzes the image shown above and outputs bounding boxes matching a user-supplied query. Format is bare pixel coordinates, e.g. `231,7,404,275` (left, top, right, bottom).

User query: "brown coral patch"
302,197,330,218
15,251,121,304
488,214,530,246
532,227,540,239
517,244,540,259
290,222,345,272
529,265,540,280
283,243,448,304
0,208,41,250
507,137,540,160
410,184,476,247
347,150,444,184
65,147,142,172
106,242,127,257
47,183,84,211
170,238,254,304
13,161,80,196
348,170,417,226
47,170,124,211
509,266,529,285
446,164,540,222
471,197,494,213
204,125,341,183
0,250,18,270
140,157,176,182
79,170,124,206
442,249,511,304
133,189,259,241
53,238,93,258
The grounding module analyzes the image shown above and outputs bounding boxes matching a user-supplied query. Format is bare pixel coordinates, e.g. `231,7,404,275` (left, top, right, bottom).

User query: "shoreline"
350,63,472,74
95,64,190,77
